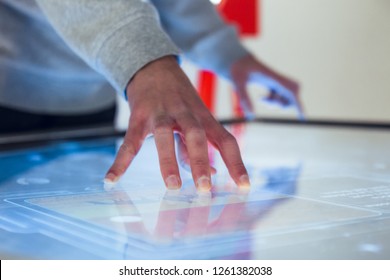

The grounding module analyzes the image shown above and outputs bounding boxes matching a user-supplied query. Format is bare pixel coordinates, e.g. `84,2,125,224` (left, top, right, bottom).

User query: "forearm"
35,0,180,93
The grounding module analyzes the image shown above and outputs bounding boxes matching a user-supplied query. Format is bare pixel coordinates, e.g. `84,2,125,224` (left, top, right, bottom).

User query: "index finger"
104,116,147,184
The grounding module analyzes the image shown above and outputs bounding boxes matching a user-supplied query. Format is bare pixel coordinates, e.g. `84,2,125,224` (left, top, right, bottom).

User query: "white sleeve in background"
150,0,249,79
35,0,180,93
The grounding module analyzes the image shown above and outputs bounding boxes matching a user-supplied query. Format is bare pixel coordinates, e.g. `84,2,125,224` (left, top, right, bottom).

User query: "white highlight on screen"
210,0,222,5
110,216,142,223
17,177,50,185
358,243,382,253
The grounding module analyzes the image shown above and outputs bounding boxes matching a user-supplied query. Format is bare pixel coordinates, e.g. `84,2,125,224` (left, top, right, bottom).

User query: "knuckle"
106,168,116,176
187,130,207,149
172,103,189,116
216,130,237,148
154,126,171,136
187,126,205,138
174,110,190,120
176,111,201,128
191,158,209,169
232,165,248,177
119,141,137,156
130,108,148,123
180,117,206,141
153,114,173,131
154,113,172,124
159,156,176,168
111,164,126,176
231,161,246,172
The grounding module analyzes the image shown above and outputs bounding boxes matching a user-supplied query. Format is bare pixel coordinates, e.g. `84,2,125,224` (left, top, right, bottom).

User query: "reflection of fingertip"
103,172,121,191
238,188,250,196
103,180,117,191
196,191,212,204
164,189,181,199
197,187,211,195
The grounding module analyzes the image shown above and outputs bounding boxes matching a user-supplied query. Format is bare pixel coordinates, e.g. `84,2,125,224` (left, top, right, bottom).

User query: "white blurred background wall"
116,0,390,129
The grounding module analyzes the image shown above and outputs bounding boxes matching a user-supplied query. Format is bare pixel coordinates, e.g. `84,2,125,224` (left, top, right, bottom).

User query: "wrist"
125,55,179,99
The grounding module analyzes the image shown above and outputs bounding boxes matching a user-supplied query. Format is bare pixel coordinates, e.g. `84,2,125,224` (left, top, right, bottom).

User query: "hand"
105,56,250,191
230,54,303,119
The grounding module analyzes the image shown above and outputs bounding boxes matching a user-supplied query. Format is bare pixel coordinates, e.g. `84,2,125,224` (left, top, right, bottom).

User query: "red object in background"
198,0,260,116
218,0,259,37
198,70,216,111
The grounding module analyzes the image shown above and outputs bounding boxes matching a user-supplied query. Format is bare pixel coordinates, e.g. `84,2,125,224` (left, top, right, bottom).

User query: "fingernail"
165,175,181,190
238,175,251,189
104,172,118,184
197,176,211,193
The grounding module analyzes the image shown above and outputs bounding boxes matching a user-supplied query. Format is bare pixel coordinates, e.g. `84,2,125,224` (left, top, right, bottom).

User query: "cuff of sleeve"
95,16,181,96
186,25,249,80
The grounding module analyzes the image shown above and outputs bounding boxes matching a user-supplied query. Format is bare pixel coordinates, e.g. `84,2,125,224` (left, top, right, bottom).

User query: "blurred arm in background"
151,0,303,118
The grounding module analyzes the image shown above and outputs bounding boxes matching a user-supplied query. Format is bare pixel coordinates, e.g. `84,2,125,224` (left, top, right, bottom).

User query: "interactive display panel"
1,123,390,259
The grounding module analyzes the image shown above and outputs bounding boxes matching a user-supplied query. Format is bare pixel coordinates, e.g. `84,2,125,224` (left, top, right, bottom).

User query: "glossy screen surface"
1,123,390,259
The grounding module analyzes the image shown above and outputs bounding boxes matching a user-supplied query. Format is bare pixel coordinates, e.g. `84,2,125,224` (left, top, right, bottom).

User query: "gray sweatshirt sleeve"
35,0,180,93
150,0,249,79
